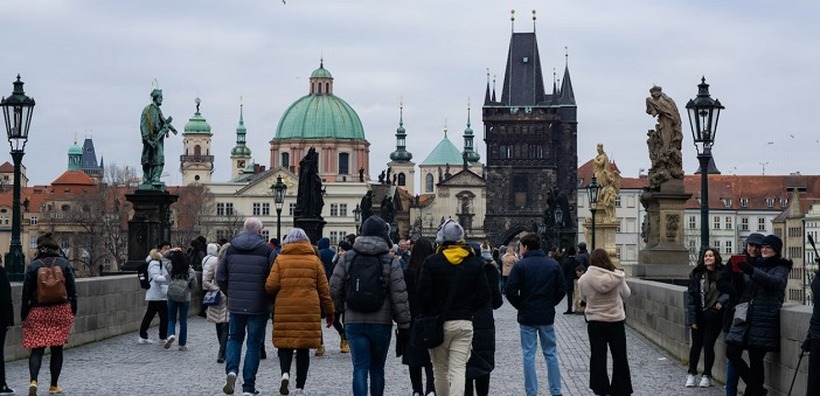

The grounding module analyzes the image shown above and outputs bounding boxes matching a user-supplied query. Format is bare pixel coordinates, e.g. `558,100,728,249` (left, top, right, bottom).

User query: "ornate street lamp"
353,203,362,234
1,75,35,282
272,175,287,242
554,206,563,251
686,77,724,254
587,176,600,251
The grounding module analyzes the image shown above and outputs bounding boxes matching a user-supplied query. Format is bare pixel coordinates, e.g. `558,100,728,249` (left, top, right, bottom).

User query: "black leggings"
278,348,310,389
725,344,767,395
465,373,490,396
687,309,723,376
29,346,64,386
409,365,434,395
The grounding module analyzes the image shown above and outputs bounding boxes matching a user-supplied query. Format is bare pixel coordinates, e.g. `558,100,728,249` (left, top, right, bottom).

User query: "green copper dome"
68,143,82,156
184,99,212,135
421,132,463,166
275,94,365,140
311,66,333,79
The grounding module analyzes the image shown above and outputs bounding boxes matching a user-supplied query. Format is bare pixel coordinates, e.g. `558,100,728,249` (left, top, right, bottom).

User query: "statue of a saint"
591,144,621,223
360,191,373,222
140,88,177,188
295,148,324,218
645,85,684,189
385,168,392,185
378,170,386,184
380,196,394,224
359,167,365,182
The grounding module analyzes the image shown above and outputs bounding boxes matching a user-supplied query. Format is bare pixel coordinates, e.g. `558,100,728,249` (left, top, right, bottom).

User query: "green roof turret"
462,101,480,163
231,101,252,157
67,139,82,171
183,98,212,135
421,122,464,166
389,102,413,162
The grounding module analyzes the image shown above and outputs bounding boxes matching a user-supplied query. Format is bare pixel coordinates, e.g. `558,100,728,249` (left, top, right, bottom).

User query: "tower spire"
532,9,536,32
484,68,491,104
510,9,515,33
463,98,481,164
389,99,413,162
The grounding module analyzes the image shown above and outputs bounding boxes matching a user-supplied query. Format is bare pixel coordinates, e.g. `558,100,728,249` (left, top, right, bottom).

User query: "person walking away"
203,243,229,363
802,262,820,395
577,242,590,268
138,242,170,344
317,237,341,355
21,233,77,396
685,248,726,388
504,233,565,396
578,248,633,396
560,247,579,314
0,257,14,394
267,228,335,396
573,265,587,314
398,237,435,396
717,232,763,395
465,242,504,396
217,218,277,396
500,246,517,294
418,219,489,396
330,215,411,396
332,240,352,353
724,234,790,396
164,249,197,351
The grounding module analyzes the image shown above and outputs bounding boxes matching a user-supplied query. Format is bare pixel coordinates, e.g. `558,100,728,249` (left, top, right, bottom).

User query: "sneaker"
294,390,304,395
242,391,260,396
685,374,696,387
699,375,712,388
340,339,349,353
280,372,290,395
48,385,63,394
28,380,37,396
179,345,188,351
0,384,14,394
223,372,237,395
137,337,155,344
315,345,325,356
164,335,176,349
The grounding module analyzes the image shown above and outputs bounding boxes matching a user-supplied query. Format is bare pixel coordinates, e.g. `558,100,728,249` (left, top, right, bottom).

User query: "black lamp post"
554,206,563,251
353,204,362,234
1,75,35,282
686,77,724,254
587,176,600,251
272,175,287,242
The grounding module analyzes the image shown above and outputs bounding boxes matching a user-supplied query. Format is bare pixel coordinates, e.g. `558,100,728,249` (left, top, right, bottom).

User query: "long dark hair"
170,250,190,279
590,248,616,272
407,237,433,274
692,248,723,275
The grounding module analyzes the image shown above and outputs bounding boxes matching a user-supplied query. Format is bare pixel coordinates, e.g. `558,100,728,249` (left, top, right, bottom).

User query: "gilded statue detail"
593,143,621,223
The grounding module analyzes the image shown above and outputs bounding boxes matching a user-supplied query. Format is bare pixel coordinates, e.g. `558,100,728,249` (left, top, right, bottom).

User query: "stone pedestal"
295,216,326,245
122,189,179,271
636,179,692,279
582,212,620,268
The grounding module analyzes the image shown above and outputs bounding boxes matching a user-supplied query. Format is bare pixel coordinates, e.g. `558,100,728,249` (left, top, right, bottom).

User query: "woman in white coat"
203,243,229,363
138,246,169,343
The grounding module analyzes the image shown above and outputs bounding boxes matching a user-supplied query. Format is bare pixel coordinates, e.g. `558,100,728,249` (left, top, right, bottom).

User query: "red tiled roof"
51,170,96,186
682,174,820,210
0,162,13,173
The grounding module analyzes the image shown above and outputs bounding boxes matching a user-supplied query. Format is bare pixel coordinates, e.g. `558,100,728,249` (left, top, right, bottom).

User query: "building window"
688,216,696,229
780,198,788,207
289,203,296,216
616,218,623,232
512,175,528,208
615,246,622,259
281,152,290,169
330,204,339,217
425,173,434,192
741,217,749,231
29,216,38,225
615,195,621,208
713,240,721,250
340,204,348,217
217,203,225,216
758,217,766,231
398,173,406,186
740,197,749,208
225,203,234,216
30,235,37,249
765,198,774,208
725,240,733,255
725,216,733,230
253,203,261,216
261,230,270,241
262,203,270,216
713,216,721,230
338,153,350,175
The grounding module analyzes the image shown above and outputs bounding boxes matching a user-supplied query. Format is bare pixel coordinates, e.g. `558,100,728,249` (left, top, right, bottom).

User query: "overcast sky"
3,0,819,187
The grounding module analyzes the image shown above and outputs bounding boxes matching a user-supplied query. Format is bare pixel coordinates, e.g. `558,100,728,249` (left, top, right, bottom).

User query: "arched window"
338,152,349,175
398,173,406,186
325,82,330,93
194,145,202,156
281,152,290,168
425,173,434,192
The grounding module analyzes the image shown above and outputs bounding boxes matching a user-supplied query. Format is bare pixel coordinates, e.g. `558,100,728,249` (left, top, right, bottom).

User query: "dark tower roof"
558,64,576,106
500,32,546,107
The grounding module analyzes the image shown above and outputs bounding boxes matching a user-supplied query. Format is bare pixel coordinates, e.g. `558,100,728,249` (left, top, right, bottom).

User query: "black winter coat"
806,274,820,342
717,255,756,333
725,255,791,351
0,266,13,328
402,265,431,368
466,261,504,379
417,244,490,321
686,265,727,327
561,255,579,286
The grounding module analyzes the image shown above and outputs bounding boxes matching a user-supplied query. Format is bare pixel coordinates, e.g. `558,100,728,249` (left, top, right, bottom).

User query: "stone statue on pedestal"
645,85,684,191
593,144,621,223
140,88,177,189
295,148,324,218
360,191,373,222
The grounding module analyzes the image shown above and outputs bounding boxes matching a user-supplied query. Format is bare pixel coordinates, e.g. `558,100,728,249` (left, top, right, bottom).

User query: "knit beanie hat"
746,233,765,246
435,219,465,244
361,215,392,247
762,234,783,255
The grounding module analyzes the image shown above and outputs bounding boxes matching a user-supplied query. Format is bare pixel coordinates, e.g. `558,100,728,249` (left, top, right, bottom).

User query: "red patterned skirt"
22,304,75,349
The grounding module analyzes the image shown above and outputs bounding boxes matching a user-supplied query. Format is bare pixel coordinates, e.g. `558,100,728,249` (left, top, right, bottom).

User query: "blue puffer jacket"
217,232,277,315
505,249,566,326
725,255,791,351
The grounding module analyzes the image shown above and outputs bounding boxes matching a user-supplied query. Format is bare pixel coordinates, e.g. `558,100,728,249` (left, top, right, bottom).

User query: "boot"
315,344,325,356
340,339,349,353
216,323,228,363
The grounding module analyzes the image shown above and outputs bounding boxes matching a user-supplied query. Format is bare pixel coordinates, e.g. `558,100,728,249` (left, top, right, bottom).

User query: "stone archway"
495,224,532,248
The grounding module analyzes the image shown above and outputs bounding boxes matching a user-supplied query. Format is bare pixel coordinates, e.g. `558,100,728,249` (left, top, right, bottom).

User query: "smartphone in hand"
729,254,746,273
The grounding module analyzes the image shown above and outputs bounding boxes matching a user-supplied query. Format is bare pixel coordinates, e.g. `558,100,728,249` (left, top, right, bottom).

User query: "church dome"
68,142,82,156
184,98,212,135
274,63,365,141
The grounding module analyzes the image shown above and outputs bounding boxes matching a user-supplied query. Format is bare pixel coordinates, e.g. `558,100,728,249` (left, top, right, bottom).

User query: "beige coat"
202,252,228,324
265,241,334,349
501,252,517,277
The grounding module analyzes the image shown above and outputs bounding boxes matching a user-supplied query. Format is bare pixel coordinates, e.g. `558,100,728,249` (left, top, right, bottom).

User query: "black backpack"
344,251,392,312
137,261,151,289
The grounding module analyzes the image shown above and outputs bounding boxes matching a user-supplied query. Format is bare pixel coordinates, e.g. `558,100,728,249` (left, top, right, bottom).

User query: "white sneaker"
223,372,237,394
137,337,154,344
163,335,176,349
294,390,304,395
685,374,696,387
699,375,712,388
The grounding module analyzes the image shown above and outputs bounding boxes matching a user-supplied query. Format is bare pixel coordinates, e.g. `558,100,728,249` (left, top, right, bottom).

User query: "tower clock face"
237,160,245,169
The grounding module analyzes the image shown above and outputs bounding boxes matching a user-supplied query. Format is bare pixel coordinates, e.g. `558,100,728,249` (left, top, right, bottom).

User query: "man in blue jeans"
330,215,411,396
216,218,276,396
505,233,566,396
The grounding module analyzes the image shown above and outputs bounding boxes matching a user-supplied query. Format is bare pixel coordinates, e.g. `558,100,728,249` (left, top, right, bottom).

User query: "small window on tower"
522,56,529,63
512,175,528,208
398,173,406,186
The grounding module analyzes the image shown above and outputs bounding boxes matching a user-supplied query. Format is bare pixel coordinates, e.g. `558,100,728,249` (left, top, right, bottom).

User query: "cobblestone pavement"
5,298,725,395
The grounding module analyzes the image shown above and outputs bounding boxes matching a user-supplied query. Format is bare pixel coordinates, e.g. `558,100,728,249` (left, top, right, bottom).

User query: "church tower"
67,140,82,171
231,101,252,180
482,10,578,247
387,102,415,193
180,97,214,185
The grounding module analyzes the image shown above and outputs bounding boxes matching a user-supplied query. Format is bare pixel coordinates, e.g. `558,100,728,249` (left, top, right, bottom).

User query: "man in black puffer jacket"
725,234,791,396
